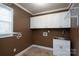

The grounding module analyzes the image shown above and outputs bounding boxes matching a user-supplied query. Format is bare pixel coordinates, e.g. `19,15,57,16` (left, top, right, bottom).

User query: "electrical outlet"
43,32,48,36
13,48,16,52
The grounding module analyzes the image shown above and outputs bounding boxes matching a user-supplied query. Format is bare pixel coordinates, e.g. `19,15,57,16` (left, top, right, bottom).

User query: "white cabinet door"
30,16,46,28
61,11,71,28
30,14,50,28
47,11,70,28
48,13,60,28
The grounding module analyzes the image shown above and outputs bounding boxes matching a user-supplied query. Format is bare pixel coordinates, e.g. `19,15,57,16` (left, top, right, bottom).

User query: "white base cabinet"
30,11,71,29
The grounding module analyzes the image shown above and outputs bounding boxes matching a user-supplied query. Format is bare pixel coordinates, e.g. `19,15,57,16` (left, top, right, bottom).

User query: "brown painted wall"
32,29,70,48
0,4,32,56
70,17,79,56
70,28,79,56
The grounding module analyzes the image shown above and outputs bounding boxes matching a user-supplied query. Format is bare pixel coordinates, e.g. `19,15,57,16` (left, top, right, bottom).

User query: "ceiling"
15,3,70,15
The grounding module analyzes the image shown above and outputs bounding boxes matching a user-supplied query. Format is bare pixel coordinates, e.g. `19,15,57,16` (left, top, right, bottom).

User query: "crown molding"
32,7,68,15
14,3,33,15
14,3,71,16
67,3,72,9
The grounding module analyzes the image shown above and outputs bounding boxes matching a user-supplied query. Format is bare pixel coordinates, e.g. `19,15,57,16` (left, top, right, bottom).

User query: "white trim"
32,45,53,51
0,34,13,38
14,3,33,15
15,44,53,56
14,3,70,15
32,7,69,15
15,45,33,56
67,3,72,9
0,3,13,38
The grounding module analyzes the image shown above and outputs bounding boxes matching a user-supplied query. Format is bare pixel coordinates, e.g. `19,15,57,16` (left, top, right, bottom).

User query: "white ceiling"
15,3,70,15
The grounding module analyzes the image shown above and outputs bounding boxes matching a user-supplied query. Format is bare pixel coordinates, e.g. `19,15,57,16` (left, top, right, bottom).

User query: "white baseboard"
32,45,53,51
15,45,33,56
15,44,53,56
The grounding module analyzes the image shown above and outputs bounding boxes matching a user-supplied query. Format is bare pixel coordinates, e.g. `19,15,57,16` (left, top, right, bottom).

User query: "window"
0,4,13,38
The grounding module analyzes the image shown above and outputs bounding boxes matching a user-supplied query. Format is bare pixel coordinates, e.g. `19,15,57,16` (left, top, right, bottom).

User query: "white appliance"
53,38,70,56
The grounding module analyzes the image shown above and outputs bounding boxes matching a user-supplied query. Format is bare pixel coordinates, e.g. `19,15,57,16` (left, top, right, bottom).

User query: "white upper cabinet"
30,11,71,29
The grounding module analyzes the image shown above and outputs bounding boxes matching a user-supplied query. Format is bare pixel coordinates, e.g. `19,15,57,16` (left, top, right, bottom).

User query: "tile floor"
22,47,53,56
